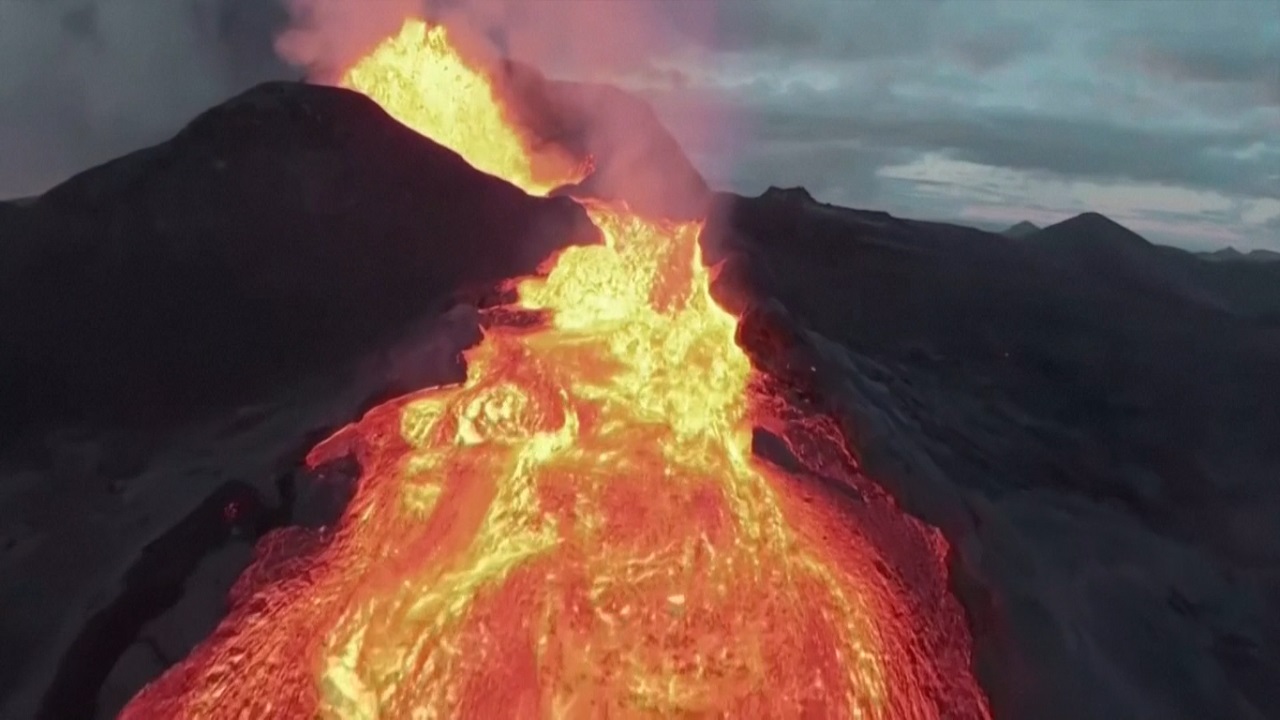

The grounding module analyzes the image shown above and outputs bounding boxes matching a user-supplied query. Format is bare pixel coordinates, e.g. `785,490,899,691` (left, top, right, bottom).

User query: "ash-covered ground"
2,81,1279,720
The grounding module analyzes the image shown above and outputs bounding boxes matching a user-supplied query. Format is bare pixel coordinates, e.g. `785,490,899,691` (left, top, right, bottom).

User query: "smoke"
275,0,740,214
275,0,423,83
277,0,714,85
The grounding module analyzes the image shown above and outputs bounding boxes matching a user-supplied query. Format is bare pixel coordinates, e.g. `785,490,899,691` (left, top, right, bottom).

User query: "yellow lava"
341,19,588,195
300,201,906,717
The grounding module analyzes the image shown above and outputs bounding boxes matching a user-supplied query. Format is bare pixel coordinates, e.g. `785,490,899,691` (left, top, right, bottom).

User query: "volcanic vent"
121,19,990,719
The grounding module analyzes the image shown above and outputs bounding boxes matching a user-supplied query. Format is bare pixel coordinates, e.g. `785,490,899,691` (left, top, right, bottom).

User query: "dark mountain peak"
1037,211,1152,250
1060,211,1124,229
1,79,595,425
41,82,422,213
1208,247,1246,259
182,81,386,147
1248,249,1280,262
1001,220,1041,239
760,186,817,205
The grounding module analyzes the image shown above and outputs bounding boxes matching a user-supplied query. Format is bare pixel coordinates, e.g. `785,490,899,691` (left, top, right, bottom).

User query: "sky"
1,0,1276,250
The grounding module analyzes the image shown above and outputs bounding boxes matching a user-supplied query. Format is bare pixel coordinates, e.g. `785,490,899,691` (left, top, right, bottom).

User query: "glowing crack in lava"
122,18,991,720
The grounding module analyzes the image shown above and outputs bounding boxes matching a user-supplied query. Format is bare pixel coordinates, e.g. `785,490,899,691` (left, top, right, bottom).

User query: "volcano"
110,19,988,719
4,13,1280,720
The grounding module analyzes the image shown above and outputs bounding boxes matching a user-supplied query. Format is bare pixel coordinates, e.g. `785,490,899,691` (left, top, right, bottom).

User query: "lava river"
121,19,991,720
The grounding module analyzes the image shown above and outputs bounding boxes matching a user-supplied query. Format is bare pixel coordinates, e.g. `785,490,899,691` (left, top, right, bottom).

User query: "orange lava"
122,17,990,720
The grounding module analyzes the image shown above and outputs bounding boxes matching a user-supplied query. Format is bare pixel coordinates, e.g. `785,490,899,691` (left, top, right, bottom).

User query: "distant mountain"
760,186,818,205
1201,246,1280,263
1032,212,1151,249
1000,220,1040,239
1028,212,1230,308
1024,212,1280,317
1205,247,1246,261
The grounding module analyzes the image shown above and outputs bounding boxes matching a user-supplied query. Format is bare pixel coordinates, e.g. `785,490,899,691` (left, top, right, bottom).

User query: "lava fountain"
121,19,990,719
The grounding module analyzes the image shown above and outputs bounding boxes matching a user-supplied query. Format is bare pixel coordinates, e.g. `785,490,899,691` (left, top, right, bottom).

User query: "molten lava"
341,19,588,196
122,17,990,720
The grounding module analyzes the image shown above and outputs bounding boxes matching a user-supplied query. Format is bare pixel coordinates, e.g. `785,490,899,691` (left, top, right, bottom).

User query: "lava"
342,20,588,196
121,17,990,720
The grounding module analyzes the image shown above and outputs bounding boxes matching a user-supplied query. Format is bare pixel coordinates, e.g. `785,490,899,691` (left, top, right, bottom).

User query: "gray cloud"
741,102,1278,198
708,2,944,61
1146,44,1279,87
641,0,1280,249
948,25,1049,73
0,0,289,197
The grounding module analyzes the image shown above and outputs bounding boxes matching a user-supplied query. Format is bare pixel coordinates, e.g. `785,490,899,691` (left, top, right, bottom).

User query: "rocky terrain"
707,188,1280,718
2,82,1279,719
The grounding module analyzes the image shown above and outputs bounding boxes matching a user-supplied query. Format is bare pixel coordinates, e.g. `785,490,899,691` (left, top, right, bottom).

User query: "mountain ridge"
1202,246,1280,263
1001,220,1041,238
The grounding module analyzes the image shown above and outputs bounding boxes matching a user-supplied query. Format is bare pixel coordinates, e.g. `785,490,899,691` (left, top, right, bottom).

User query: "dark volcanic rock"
706,189,1280,719
0,81,597,433
35,479,281,720
1,305,486,720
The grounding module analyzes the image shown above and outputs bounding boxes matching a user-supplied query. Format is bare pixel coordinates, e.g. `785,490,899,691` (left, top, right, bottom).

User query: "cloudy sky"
1,1,1276,250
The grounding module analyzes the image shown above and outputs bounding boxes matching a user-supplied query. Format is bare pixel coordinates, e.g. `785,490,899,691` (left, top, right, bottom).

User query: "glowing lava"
341,19,588,196
122,17,990,720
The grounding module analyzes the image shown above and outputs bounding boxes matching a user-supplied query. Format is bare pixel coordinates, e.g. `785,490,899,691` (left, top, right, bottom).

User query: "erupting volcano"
121,19,990,719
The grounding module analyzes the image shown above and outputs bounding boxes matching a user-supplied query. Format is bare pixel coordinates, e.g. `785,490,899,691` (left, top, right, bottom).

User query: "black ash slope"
707,189,1280,720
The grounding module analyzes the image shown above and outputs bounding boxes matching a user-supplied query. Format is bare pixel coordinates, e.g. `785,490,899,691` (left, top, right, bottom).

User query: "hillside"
707,188,1280,718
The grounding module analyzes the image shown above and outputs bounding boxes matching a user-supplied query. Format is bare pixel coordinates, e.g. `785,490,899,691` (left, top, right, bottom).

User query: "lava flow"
122,18,990,720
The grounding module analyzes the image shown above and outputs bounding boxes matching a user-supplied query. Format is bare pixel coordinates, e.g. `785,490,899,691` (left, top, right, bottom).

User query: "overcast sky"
1,1,1276,250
